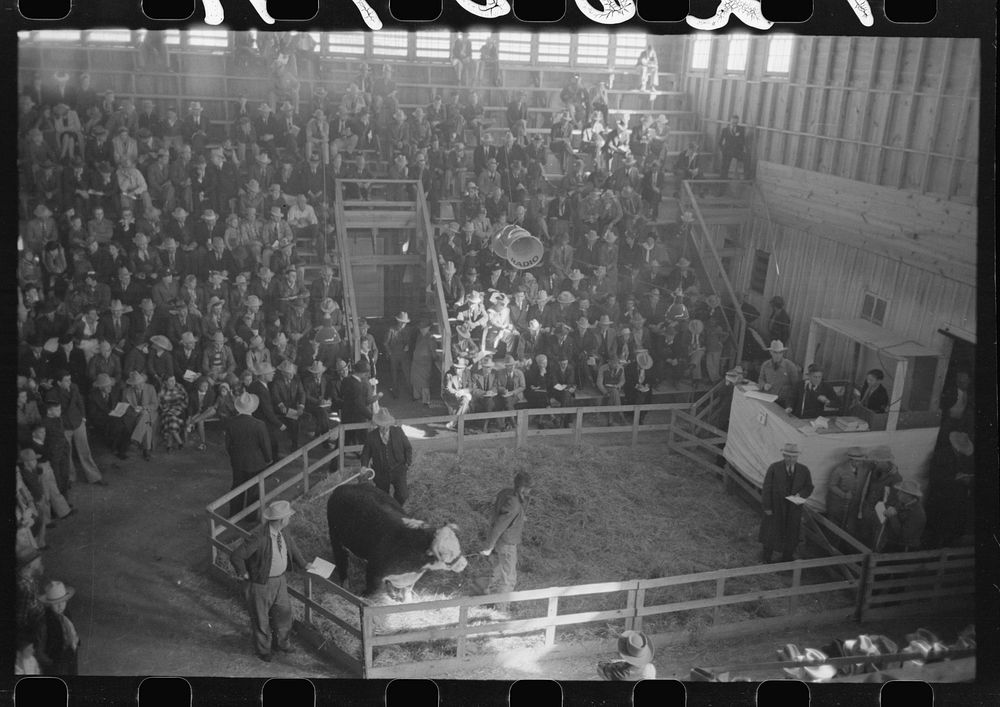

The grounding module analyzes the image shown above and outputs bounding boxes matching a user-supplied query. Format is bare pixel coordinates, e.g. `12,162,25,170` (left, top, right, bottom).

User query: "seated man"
787,364,840,419
470,356,500,433
856,368,889,414
494,355,526,432
596,355,627,425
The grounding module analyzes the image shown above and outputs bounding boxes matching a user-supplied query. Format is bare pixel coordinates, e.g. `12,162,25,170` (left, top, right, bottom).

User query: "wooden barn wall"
683,36,980,203
734,182,977,367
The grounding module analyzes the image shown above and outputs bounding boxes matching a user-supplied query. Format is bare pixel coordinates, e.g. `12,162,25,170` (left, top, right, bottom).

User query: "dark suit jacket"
230,523,307,585
223,413,272,480
789,380,840,419
360,427,412,478
248,379,282,430
858,382,889,414
339,375,371,424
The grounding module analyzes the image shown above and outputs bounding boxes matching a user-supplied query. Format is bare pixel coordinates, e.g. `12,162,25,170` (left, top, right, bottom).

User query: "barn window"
690,35,712,70
468,31,491,56
860,292,889,326
614,33,648,66
164,30,182,46
327,31,366,56
498,32,532,63
372,30,409,58
86,29,133,44
577,34,611,66
187,29,230,48
29,30,81,42
415,30,450,60
765,35,794,74
750,249,770,294
538,33,571,64
726,35,750,72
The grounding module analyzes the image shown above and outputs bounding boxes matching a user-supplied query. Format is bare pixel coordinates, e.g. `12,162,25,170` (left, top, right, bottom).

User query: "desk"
723,387,937,513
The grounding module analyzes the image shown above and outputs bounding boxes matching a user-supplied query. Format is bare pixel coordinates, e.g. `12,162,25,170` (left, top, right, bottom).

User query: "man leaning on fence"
230,500,307,662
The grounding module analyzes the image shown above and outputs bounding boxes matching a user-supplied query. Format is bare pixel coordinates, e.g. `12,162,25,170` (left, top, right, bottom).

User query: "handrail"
333,179,362,363
683,180,749,366
416,187,453,383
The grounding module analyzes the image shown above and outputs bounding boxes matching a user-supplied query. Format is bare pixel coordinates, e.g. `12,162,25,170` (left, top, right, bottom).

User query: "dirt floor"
44,409,971,680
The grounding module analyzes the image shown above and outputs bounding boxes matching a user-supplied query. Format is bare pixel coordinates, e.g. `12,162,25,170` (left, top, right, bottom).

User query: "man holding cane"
480,472,533,614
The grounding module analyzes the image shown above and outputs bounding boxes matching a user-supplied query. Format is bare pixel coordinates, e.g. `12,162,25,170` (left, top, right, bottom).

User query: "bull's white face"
426,524,467,573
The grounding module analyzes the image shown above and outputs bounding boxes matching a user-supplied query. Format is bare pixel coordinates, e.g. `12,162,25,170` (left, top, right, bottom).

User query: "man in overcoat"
224,392,273,518
759,442,813,563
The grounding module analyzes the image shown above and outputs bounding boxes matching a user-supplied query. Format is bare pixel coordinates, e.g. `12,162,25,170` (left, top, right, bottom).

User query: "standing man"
759,443,813,563
229,500,308,662
480,471,533,613
757,340,800,408
826,447,868,531
383,311,411,400
718,114,746,181
48,371,106,487
223,392,273,518
359,408,413,507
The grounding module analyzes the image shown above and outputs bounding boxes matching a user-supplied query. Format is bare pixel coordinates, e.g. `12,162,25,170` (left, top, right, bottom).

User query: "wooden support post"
456,416,464,456
852,37,884,181
921,38,953,194
624,585,637,631
362,610,374,678
544,597,558,646
789,565,802,614
946,48,978,199
516,409,528,449
886,358,908,432
573,409,583,446
456,605,469,658
338,424,346,473
898,38,929,190
854,553,876,621
305,574,313,626
872,38,904,185
667,409,676,451
713,577,725,625
302,447,310,495
631,407,641,446
209,516,217,566
633,588,645,633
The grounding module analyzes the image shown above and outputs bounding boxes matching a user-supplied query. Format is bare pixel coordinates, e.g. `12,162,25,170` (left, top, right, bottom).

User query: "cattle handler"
230,500,308,662
480,471,533,613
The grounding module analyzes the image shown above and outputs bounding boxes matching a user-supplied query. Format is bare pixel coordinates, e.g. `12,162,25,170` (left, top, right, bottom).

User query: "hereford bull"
327,482,468,600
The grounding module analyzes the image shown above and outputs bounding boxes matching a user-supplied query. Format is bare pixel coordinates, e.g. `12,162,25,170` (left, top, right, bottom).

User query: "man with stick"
480,471,533,614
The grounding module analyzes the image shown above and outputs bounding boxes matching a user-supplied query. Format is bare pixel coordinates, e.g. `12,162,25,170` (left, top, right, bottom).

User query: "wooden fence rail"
205,394,974,678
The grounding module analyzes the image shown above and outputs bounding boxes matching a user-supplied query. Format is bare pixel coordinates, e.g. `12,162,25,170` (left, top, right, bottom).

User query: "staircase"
331,179,451,377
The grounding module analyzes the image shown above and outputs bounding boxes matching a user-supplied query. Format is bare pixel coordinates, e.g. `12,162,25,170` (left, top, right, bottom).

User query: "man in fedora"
757,340,800,408
759,442,813,563
360,408,413,507
302,360,335,444
36,580,81,676
471,356,501,433
875,480,926,553
224,392,274,519
271,360,305,451
597,630,656,681
229,499,307,662
826,447,868,531
248,362,284,460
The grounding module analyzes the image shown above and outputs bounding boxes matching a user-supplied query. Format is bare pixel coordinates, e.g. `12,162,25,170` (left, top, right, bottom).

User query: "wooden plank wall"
733,173,977,366
684,36,980,203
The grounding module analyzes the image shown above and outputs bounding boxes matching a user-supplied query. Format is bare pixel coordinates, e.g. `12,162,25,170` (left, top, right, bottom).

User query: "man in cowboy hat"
470,356,501,433
597,630,656,681
383,312,412,400
36,580,81,676
759,442,814,563
757,340,800,408
855,446,902,546
360,408,413,507
876,480,926,553
229,499,308,661
271,360,306,451
302,360,335,443
223,391,273,518
826,447,869,531
201,330,237,387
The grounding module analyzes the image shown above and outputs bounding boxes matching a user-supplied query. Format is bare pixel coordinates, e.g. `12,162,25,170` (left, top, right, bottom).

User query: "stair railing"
682,180,748,366
333,179,362,363
415,187,453,385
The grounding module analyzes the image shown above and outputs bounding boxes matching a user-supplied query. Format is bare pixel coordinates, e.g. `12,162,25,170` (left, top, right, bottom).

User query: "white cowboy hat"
556,291,576,305
617,631,654,666
234,392,260,415
766,340,788,353
39,580,75,604
262,500,295,521
395,311,411,323
893,479,923,499
780,442,801,456
372,408,395,426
